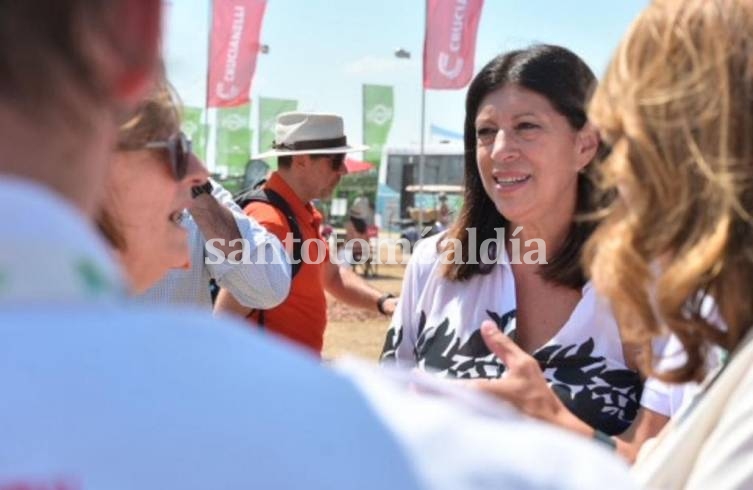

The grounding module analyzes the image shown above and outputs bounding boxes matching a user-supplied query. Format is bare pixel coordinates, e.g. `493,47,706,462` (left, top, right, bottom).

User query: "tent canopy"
345,158,374,174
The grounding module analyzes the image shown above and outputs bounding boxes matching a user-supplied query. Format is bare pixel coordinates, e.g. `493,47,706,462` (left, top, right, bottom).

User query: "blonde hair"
117,76,182,149
99,77,183,250
585,0,753,383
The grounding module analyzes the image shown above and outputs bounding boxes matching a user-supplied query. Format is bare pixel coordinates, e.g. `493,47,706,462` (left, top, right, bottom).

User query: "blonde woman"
101,80,208,292
589,0,753,486
476,0,753,486
108,79,290,306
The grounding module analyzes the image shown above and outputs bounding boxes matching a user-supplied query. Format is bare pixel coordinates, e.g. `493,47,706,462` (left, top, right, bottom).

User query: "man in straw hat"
215,112,397,355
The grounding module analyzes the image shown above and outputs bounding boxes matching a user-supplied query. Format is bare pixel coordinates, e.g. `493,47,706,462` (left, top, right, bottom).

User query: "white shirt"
382,233,642,435
137,179,290,309
640,298,725,418
340,359,635,490
0,179,635,489
639,336,695,417
633,329,753,489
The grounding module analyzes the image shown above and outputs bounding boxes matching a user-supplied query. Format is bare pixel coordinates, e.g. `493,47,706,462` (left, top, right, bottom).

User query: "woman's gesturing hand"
472,321,588,433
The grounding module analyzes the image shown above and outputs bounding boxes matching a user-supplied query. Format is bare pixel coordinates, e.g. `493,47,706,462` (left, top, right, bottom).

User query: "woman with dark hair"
381,44,642,436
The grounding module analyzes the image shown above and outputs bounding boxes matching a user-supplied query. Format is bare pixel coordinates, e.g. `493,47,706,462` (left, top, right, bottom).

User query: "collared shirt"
381,233,643,435
242,172,330,353
137,179,290,309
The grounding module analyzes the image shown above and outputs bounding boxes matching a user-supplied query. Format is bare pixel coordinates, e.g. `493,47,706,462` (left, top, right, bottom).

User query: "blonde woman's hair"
585,0,753,383
117,75,182,149
99,76,183,250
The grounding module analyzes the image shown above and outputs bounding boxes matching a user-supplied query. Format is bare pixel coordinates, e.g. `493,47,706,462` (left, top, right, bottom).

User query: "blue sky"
164,0,648,165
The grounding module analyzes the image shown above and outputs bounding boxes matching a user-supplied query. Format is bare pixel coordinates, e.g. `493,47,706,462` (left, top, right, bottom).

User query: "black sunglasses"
144,132,192,180
321,153,346,172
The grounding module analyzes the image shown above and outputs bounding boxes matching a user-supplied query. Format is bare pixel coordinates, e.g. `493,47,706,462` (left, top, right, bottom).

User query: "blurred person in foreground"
474,0,753,487
0,2,634,489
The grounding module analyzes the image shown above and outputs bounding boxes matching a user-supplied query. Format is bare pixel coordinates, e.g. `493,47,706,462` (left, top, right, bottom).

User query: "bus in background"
376,143,465,232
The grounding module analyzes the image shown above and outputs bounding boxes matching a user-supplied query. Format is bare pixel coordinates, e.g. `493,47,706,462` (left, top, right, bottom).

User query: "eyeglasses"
144,132,192,180
321,153,346,172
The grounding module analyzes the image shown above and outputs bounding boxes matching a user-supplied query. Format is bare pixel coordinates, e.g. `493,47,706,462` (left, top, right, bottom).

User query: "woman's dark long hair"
443,44,610,289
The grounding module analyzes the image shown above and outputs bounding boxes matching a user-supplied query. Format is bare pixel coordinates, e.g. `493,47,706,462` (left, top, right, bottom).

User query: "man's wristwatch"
377,292,396,315
191,181,214,198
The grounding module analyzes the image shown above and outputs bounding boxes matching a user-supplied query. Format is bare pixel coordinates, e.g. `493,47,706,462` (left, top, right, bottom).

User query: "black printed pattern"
381,309,642,435
536,338,641,434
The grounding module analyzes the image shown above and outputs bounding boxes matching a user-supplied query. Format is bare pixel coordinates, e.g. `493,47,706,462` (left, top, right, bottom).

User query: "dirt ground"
322,260,407,361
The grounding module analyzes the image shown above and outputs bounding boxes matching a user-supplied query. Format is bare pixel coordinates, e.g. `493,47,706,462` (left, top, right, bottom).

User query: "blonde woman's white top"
633,329,753,489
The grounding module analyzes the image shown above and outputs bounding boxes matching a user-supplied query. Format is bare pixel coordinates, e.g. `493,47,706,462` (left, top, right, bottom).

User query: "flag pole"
418,0,428,232
418,84,426,232
204,0,214,170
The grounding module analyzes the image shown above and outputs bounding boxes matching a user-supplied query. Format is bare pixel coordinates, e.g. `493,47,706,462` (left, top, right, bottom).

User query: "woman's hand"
474,321,671,460
472,321,590,435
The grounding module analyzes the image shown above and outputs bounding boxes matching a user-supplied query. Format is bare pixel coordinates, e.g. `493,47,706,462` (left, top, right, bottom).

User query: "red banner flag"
207,0,267,108
423,0,484,90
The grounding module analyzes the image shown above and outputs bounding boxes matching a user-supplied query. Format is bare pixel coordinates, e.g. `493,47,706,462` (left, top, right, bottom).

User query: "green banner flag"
182,107,208,163
195,123,209,165
216,104,252,176
258,97,298,168
363,84,394,167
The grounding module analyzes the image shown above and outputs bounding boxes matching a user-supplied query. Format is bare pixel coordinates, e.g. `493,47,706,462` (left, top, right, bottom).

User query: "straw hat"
254,112,368,159
349,208,368,220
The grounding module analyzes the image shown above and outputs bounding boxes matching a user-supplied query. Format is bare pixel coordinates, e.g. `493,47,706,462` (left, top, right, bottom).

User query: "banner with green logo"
182,107,208,163
258,97,297,168
362,84,394,167
216,104,252,175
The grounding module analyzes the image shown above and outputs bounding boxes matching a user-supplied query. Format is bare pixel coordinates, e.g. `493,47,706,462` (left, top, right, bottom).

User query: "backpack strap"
237,188,303,279
257,189,303,279
234,187,304,327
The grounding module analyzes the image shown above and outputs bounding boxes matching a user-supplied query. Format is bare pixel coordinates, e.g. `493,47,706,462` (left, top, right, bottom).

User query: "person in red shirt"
214,112,397,354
